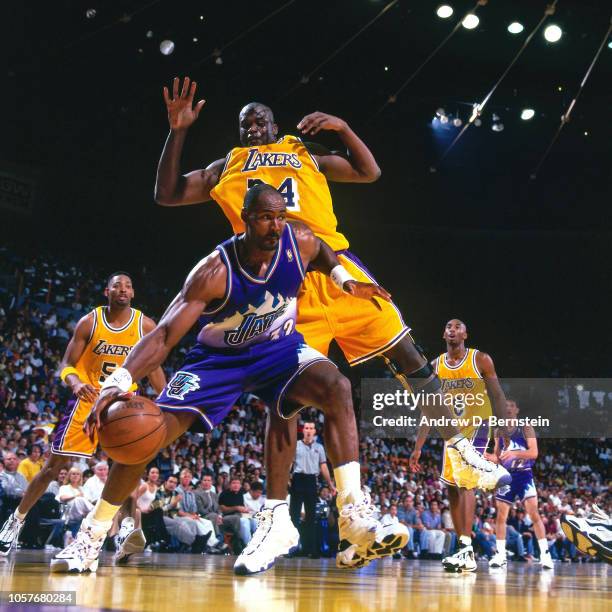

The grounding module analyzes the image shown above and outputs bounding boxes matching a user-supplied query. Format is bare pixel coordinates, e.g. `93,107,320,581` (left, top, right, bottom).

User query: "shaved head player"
154,78,510,573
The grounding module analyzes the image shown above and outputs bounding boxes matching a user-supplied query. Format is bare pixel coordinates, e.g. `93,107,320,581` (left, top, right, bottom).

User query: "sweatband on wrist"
60,366,80,384
101,367,133,393
330,265,356,291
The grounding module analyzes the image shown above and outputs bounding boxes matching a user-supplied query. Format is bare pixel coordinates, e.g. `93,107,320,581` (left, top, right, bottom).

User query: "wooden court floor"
0,550,609,611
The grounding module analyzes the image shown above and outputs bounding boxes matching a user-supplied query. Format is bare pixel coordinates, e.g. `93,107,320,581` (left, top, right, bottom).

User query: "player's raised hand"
297,111,347,136
163,76,206,130
344,281,391,310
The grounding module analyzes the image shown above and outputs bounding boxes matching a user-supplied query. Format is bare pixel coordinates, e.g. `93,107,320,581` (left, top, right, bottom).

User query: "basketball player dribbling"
410,319,508,572
0,272,166,563
153,78,510,573
50,185,409,574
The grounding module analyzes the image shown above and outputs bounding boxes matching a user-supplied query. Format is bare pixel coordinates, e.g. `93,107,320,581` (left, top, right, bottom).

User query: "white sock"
14,508,27,521
86,510,113,534
538,538,549,555
264,499,289,515
497,540,506,555
334,462,362,507
459,535,472,548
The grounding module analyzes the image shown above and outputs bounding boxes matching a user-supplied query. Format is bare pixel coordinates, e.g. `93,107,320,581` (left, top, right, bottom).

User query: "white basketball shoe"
233,502,299,575
447,439,511,491
561,504,612,561
488,551,507,568
336,494,409,569
443,544,477,573
114,517,146,564
50,516,108,573
0,512,25,556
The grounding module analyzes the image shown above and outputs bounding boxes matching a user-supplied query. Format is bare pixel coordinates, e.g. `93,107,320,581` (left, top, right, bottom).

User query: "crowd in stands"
0,247,609,561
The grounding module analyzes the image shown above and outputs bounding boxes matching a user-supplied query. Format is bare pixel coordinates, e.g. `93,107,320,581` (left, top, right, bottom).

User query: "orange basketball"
98,397,167,465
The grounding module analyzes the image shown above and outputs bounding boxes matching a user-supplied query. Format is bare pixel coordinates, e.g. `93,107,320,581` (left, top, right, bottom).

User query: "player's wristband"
101,367,133,393
60,366,80,384
330,265,356,292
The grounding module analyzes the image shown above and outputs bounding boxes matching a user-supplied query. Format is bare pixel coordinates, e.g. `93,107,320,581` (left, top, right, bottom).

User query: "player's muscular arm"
155,76,224,206
476,351,509,422
297,111,381,183
290,221,391,305
59,313,98,403
141,316,168,395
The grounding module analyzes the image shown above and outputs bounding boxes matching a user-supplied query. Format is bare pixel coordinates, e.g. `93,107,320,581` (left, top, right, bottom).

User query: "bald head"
239,103,278,146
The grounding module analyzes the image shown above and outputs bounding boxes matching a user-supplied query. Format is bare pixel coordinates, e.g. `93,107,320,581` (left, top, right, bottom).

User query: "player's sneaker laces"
447,439,511,491
114,517,146,564
561,504,612,560
336,494,409,569
233,503,299,575
488,551,507,568
0,512,25,556
442,544,477,573
50,516,107,573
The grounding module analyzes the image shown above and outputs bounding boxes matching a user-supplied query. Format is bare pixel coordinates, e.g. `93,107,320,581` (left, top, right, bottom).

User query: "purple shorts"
495,470,536,504
157,334,330,432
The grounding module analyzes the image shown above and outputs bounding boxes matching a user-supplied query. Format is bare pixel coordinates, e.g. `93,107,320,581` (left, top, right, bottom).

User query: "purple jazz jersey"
157,224,330,432
495,426,536,504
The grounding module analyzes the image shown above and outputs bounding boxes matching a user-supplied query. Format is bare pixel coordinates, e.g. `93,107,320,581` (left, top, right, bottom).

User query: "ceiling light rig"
521,108,535,120
436,5,454,19
508,22,524,34
544,24,562,42
462,14,479,30
159,40,175,55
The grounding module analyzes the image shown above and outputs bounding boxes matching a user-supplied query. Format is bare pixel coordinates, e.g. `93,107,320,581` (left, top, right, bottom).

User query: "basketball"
98,397,167,465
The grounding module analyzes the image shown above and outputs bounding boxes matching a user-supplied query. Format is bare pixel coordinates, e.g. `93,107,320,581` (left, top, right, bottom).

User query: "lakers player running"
410,319,507,572
50,185,408,574
0,273,166,563
154,78,509,574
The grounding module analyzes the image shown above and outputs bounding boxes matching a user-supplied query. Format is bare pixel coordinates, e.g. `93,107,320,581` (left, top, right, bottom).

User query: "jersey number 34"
247,177,300,211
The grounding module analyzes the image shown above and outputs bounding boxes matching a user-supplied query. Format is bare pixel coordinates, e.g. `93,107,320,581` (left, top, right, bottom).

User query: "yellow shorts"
296,251,410,366
51,398,98,457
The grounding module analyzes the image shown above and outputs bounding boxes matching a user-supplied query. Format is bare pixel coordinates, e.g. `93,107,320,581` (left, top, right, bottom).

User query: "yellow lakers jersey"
210,135,350,251
74,306,143,389
433,348,492,426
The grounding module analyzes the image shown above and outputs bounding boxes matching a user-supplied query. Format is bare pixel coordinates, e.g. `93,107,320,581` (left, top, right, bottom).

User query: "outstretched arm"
155,76,225,206
290,221,391,305
297,112,381,183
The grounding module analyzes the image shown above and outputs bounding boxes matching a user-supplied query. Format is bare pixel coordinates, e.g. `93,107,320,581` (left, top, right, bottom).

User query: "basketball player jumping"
50,185,410,573
0,272,166,562
489,399,554,570
154,78,510,574
410,319,508,572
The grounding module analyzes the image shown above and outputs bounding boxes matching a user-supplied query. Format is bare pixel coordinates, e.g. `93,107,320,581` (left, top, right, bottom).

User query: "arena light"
544,24,562,43
507,22,524,34
608,40,612,49
436,5,453,19
462,14,479,30
492,122,504,132
160,40,175,55
474,118,482,127
521,108,535,120
452,117,462,127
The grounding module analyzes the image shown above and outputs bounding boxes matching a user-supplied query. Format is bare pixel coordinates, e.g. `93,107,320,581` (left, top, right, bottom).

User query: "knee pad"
384,356,441,394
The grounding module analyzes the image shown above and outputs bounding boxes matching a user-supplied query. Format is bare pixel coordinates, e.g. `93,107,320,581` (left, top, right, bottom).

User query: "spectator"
0,452,28,520
219,477,252,551
56,467,93,539
82,462,108,504
17,444,44,483
420,500,446,557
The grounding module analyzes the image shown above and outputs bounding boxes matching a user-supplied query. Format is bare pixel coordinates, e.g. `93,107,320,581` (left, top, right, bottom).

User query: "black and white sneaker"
114,518,146,564
561,505,611,563
0,512,25,556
